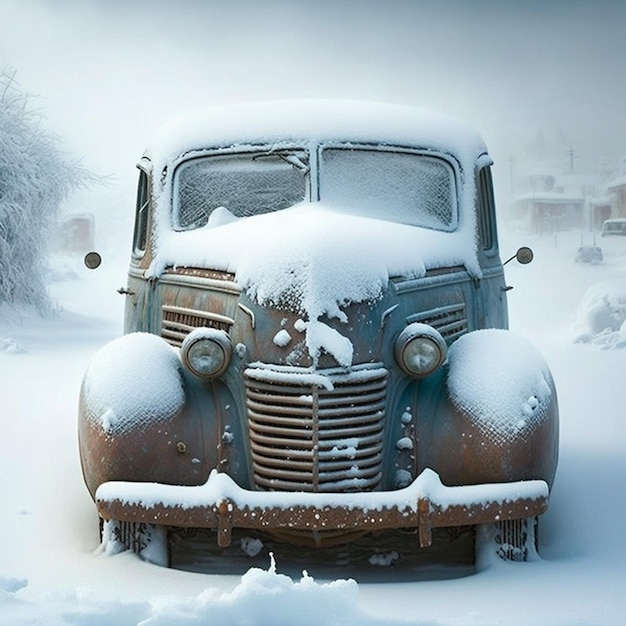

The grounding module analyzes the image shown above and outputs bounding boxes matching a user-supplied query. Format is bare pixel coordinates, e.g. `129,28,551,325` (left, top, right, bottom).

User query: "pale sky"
1,0,625,203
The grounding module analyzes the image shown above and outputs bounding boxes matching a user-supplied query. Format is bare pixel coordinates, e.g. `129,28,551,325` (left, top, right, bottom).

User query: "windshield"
173,150,309,230
319,147,457,230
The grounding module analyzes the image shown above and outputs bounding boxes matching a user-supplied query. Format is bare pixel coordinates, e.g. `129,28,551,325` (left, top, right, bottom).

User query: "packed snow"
95,467,547,518
446,329,554,444
1,227,625,624
82,332,185,435
151,203,475,368
571,277,626,348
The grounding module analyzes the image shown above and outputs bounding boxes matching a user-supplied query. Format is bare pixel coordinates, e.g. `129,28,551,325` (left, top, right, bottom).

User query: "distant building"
509,165,588,233
53,213,95,254
510,191,585,233
606,174,626,220
590,196,612,231
508,153,612,233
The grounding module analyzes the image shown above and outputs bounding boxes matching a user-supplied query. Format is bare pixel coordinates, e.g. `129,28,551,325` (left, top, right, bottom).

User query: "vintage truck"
78,100,558,567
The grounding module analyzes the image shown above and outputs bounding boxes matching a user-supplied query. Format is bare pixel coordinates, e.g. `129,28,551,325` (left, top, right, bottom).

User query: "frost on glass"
173,151,308,230
320,148,456,230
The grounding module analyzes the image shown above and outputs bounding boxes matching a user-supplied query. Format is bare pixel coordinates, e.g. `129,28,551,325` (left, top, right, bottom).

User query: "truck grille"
161,305,234,347
244,364,387,493
408,302,467,344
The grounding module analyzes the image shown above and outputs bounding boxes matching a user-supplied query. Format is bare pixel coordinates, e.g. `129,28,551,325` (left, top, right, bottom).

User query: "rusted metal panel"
80,102,559,564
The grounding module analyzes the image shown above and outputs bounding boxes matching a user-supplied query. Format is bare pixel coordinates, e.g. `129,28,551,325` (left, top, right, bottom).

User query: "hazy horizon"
1,0,625,205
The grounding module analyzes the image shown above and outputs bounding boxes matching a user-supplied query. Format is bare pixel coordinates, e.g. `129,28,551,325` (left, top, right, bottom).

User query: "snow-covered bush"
0,69,94,311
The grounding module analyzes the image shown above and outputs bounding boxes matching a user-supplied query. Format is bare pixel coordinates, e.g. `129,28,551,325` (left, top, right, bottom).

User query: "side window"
132,169,149,256
477,165,497,252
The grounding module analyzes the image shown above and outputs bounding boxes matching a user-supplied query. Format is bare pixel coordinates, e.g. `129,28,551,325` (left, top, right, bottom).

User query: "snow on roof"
590,195,611,206
607,175,626,190
144,99,487,170
513,191,585,204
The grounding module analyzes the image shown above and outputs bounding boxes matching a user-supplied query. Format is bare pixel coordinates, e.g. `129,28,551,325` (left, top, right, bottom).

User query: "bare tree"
0,69,95,312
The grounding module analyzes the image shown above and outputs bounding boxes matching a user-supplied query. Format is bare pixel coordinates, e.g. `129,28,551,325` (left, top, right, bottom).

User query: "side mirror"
84,251,102,270
504,246,534,266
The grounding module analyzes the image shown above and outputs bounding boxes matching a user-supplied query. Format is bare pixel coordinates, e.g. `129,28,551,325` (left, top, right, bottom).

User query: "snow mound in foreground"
572,278,626,349
2,556,410,626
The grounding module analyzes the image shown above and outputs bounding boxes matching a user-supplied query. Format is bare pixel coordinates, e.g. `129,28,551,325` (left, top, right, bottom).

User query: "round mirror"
516,246,534,265
84,251,102,270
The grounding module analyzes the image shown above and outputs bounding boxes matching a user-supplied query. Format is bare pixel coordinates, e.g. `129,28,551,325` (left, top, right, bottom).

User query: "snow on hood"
149,204,478,366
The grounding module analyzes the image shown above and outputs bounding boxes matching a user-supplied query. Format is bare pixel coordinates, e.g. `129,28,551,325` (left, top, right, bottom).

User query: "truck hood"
149,204,478,366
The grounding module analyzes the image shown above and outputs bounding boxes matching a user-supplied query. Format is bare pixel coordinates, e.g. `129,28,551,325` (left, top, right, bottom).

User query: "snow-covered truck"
78,100,558,566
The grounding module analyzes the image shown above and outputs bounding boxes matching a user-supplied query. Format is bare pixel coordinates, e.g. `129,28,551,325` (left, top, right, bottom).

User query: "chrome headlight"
395,323,447,377
180,328,232,379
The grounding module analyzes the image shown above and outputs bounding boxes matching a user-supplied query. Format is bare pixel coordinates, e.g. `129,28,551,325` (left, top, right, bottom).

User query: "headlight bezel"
395,322,447,378
180,327,233,379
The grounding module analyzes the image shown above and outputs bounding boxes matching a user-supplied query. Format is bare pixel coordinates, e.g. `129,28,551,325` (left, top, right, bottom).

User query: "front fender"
417,329,559,488
78,333,218,499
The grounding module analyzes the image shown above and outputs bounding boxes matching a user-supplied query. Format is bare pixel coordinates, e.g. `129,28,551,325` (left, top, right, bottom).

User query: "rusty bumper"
95,468,548,549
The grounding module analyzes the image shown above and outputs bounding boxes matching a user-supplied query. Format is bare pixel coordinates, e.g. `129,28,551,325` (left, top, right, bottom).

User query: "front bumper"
95,468,548,549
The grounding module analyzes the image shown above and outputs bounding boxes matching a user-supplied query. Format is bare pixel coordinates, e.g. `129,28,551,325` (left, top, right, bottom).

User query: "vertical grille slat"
245,364,387,493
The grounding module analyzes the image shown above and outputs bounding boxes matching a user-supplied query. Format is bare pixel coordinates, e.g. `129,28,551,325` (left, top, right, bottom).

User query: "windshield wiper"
253,151,310,174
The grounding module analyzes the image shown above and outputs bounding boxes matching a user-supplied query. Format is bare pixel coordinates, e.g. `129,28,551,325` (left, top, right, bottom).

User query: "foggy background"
1,0,625,250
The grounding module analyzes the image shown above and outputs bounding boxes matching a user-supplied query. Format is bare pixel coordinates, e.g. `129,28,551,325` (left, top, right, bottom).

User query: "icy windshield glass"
319,147,457,230
173,150,309,230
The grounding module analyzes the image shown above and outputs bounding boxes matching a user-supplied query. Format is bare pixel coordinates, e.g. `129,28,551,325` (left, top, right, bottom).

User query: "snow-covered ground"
1,228,625,625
